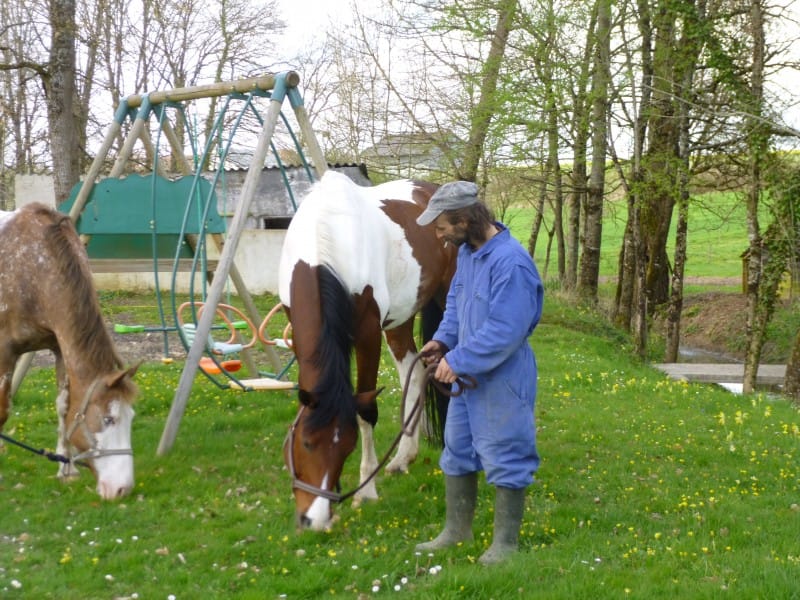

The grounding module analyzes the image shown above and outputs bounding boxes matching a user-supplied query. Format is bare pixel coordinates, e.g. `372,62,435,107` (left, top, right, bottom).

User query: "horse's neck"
53,320,118,386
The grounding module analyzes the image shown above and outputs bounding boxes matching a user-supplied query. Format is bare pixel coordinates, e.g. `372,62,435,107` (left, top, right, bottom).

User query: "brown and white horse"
0,203,139,499
279,171,456,531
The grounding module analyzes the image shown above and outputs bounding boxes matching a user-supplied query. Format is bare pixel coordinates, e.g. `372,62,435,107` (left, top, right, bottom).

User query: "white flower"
11,580,22,589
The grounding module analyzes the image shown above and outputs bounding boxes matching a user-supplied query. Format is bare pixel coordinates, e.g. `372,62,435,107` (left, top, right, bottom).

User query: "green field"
2,196,798,598
504,191,753,282
1,291,798,598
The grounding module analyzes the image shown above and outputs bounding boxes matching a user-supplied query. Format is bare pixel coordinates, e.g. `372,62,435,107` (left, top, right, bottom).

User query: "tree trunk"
613,210,635,329
46,0,80,203
664,197,688,361
547,103,565,281
664,0,706,361
638,2,682,312
527,173,549,277
742,0,767,394
459,0,517,182
577,0,611,303
785,328,800,402
565,3,597,291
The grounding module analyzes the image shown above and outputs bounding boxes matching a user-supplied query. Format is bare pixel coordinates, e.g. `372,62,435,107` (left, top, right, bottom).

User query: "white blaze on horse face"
93,400,135,500
304,473,334,531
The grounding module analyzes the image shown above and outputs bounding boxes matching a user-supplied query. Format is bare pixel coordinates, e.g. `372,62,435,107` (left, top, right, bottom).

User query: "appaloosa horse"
0,203,139,499
278,171,456,531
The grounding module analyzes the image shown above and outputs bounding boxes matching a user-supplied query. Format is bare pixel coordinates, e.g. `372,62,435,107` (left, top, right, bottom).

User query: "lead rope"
328,352,476,504
0,432,72,464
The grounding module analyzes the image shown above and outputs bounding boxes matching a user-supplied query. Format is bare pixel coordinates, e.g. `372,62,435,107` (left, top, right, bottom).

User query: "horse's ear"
354,388,382,427
104,362,142,388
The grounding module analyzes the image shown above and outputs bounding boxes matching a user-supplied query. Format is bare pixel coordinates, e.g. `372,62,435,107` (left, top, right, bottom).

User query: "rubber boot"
415,473,478,552
478,486,526,565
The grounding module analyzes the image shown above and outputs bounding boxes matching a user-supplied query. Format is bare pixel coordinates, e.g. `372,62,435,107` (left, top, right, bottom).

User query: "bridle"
283,353,477,504
64,378,134,465
0,377,132,468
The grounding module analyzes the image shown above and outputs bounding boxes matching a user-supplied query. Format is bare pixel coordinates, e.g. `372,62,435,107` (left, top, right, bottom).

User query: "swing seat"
228,377,296,391
181,323,244,355
199,356,242,374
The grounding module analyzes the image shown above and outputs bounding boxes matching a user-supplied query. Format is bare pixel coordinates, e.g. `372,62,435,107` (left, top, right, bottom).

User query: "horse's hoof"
353,489,379,507
385,456,414,474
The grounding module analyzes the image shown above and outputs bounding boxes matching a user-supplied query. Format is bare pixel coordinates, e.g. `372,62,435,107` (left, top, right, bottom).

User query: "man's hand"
420,340,446,364
433,356,458,384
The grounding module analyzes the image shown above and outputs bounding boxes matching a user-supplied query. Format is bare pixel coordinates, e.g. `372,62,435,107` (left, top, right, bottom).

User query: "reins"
285,352,477,504
0,431,77,465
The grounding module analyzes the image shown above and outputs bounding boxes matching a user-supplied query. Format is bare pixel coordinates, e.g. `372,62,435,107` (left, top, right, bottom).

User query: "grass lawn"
1,292,798,599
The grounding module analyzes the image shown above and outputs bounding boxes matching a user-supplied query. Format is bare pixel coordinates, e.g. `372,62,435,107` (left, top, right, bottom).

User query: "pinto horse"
279,171,456,531
0,203,139,499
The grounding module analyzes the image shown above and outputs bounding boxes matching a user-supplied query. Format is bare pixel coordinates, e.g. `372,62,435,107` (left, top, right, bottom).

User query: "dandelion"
11,580,22,589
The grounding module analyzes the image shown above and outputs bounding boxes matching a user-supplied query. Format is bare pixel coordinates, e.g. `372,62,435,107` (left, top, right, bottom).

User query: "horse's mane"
305,264,357,432
42,207,125,372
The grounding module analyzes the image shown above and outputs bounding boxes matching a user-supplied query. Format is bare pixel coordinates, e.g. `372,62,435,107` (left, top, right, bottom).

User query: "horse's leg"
384,320,423,474
352,308,383,507
0,352,15,432
54,354,79,481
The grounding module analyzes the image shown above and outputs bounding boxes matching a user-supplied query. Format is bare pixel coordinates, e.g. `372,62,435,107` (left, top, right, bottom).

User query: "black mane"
305,264,356,431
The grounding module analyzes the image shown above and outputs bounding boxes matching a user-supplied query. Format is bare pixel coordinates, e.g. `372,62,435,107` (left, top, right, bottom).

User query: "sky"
273,0,343,60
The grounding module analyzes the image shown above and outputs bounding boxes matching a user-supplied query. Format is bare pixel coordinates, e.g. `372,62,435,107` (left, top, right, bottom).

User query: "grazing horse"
279,171,456,531
0,203,139,499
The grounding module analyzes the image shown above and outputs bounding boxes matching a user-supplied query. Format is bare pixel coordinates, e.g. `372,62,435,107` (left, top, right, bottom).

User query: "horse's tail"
420,299,449,448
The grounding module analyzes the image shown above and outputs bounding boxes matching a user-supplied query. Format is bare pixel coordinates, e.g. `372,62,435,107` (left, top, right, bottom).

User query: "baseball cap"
416,181,479,226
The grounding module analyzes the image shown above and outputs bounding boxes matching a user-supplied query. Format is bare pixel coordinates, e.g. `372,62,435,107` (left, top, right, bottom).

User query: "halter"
0,377,132,468
284,353,477,504
62,378,133,466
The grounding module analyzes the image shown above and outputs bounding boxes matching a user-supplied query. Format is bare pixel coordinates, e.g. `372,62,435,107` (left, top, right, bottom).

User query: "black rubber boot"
415,473,478,552
478,486,526,565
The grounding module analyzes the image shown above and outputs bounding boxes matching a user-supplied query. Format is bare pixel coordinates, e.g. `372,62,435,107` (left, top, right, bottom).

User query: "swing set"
59,71,325,454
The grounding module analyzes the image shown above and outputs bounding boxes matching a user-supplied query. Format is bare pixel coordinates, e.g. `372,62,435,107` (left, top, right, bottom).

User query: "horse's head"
284,387,380,531
66,364,139,499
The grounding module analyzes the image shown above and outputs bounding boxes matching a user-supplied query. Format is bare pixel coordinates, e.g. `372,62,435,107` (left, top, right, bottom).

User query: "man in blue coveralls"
415,181,544,565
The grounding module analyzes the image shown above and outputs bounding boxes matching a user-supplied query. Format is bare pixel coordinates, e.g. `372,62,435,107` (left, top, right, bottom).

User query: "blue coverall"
433,224,544,489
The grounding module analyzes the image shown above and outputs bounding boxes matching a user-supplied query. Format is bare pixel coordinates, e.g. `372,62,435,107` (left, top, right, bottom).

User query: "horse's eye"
103,416,116,427
302,439,314,451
